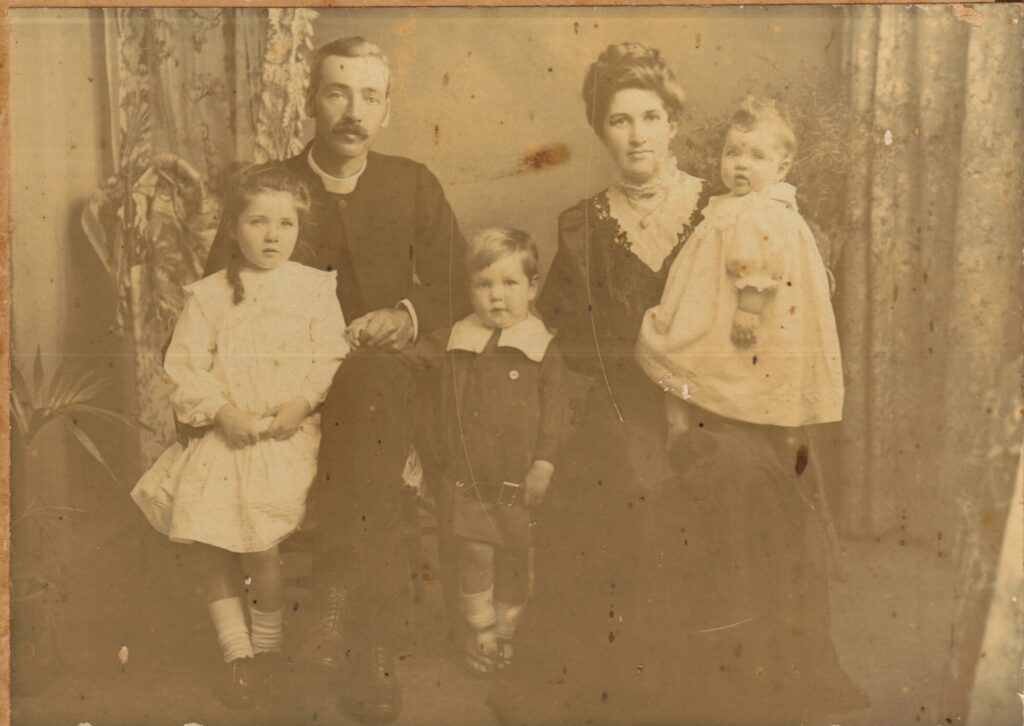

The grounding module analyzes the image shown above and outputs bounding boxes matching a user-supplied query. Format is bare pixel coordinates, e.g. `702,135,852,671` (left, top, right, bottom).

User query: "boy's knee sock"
209,597,255,663
249,604,285,654
460,586,495,631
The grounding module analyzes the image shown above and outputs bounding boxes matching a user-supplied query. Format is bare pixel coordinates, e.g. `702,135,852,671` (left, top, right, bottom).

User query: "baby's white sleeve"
725,199,788,292
300,272,350,411
165,293,231,426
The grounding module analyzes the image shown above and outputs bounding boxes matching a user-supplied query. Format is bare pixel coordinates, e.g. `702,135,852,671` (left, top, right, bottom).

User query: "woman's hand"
265,396,312,441
731,310,760,348
215,404,261,449
523,461,555,507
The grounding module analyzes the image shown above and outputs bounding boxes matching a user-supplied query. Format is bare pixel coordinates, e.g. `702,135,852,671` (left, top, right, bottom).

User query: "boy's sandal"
464,649,497,676
495,640,514,672
464,628,498,677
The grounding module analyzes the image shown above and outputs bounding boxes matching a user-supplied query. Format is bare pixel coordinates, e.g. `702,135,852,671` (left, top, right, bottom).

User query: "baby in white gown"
636,97,843,438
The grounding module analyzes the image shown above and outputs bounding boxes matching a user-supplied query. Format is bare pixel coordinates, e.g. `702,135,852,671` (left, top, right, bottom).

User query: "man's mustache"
332,123,369,139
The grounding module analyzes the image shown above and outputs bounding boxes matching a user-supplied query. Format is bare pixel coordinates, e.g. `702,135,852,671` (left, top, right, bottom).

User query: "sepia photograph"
6,4,1023,725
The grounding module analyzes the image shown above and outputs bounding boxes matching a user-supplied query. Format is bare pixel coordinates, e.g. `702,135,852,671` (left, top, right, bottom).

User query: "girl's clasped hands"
214,397,312,449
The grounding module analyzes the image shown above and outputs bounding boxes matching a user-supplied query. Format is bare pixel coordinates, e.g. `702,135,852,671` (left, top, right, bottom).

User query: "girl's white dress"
636,182,843,427
132,261,349,553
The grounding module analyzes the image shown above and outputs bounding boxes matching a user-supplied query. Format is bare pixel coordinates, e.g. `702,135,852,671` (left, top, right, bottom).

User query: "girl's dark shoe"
216,656,256,709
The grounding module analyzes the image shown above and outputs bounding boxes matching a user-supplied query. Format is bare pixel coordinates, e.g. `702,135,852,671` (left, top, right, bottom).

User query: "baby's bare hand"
731,310,760,348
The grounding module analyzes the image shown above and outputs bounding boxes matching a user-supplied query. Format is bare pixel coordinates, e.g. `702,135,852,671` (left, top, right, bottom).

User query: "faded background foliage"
8,5,1022,725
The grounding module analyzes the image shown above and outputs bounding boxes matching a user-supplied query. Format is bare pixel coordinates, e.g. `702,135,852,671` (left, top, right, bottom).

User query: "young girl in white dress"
637,96,843,439
132,163,349,707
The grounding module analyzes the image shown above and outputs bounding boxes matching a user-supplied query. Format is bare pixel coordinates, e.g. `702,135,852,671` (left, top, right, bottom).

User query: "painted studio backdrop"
8,6,1022,725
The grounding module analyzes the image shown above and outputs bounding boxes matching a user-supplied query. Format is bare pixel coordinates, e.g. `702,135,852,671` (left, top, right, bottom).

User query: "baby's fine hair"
729,96,798,158
223,163,312,305
465,227,540,280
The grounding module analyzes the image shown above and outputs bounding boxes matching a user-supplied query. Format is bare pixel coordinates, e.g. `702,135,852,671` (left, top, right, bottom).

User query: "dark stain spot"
442,73,449,86
434,124,440,145
752,355,758,365
607,632,615,644
695,33,701,49
519,143,570,172
794,445,808,476
573,21,579,34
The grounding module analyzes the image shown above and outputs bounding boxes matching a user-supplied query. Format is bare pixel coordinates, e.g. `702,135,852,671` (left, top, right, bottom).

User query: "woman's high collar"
614,156,682,201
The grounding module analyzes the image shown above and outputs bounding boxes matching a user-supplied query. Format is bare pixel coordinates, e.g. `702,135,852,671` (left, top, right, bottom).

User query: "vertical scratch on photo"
583,9,624,424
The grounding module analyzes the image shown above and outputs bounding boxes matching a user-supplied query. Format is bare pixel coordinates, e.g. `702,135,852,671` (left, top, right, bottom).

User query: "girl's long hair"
222,163,313,305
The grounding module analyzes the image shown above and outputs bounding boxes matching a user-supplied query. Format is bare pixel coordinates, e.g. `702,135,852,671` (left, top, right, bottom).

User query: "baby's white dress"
636,182,843,427
132,262,349,553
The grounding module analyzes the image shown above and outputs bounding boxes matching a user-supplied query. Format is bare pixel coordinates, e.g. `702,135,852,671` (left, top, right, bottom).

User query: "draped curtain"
836,3,1021,538
82,8,318,464
837,4,1022,718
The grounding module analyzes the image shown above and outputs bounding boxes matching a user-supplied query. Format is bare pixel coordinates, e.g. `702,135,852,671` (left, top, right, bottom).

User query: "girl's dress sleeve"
533,339,571,466
299,271,351,411
165,292,231,427
724,197,789,293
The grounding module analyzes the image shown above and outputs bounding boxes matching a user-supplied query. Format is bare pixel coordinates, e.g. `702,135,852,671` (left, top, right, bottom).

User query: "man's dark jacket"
205,145,468,335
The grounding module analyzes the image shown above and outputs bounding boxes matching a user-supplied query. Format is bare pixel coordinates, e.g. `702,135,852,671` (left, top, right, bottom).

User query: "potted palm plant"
11,346,142,695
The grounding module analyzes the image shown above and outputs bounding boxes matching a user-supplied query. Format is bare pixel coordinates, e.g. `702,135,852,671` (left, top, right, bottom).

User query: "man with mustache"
204,36,466,724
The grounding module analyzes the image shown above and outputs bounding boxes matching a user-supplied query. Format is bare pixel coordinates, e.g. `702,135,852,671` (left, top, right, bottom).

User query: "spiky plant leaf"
63,404,147,433
32,345,44,407
61,418,120,486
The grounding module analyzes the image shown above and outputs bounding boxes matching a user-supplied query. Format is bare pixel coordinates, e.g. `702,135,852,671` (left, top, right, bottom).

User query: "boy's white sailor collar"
307,149,368,195
447,313,553,363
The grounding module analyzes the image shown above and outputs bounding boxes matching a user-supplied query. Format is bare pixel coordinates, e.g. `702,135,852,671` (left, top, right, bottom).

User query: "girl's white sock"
249,605,285,654
208,597,255,663
461,586,496,630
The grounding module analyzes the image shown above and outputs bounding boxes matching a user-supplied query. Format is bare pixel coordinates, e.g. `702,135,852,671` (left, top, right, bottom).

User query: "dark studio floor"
12,513,960,726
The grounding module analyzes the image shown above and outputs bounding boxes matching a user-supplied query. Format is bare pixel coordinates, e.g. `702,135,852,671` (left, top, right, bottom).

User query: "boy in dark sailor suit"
422,227,570,676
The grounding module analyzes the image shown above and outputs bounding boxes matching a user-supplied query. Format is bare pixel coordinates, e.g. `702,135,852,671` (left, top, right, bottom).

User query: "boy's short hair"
729,96,797,158
465,227,540,280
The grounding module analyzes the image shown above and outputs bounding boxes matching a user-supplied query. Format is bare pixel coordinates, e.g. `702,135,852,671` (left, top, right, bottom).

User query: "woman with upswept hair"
489,42,866,726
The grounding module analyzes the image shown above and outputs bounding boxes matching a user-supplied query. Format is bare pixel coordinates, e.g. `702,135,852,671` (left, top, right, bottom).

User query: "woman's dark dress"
489,190,867,725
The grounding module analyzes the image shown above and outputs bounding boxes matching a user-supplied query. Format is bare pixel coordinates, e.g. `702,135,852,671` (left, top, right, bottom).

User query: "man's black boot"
306,575,348,672
341,644,402,725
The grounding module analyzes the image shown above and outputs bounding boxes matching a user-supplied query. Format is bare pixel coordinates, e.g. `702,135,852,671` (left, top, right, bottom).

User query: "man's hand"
215,404,261,449
346,308,415,350
523,461,555,507
265,396,312,441
731,310,760,348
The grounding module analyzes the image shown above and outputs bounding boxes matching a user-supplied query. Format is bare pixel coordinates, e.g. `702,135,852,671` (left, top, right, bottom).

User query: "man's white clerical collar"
447,313,554,363
307,147,368,195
